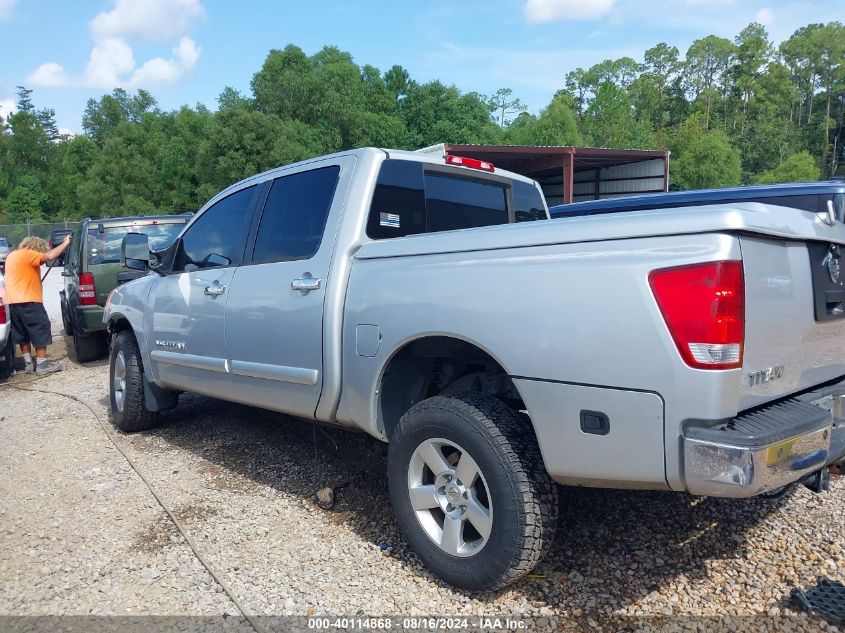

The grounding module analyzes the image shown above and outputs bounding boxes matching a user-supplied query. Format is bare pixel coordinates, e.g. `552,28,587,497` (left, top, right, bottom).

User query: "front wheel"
110,330,160,432
388,392,559,591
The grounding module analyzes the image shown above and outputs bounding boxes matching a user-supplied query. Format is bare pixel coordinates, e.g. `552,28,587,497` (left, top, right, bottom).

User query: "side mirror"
121,232,151,271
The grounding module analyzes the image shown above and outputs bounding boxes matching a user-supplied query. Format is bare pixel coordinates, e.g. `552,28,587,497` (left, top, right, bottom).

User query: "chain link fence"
0,221,81,247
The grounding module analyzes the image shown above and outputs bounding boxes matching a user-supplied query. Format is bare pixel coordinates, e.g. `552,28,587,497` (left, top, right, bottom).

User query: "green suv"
61,215,190,361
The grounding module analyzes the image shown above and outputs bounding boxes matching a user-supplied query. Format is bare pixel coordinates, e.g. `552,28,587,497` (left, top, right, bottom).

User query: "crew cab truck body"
105,147,845,590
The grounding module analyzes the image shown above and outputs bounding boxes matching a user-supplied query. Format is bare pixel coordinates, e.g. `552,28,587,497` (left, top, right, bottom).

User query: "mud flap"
143,375,178,412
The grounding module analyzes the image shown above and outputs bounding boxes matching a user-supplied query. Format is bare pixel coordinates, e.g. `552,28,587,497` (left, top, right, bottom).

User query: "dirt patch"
133,515,180,553
172,503,219,524
133,504,219,553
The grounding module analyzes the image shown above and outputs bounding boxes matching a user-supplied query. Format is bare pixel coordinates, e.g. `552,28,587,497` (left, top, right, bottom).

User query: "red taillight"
649,260,745,370
78,272,97,306
0,299,6,325
445,155,495,172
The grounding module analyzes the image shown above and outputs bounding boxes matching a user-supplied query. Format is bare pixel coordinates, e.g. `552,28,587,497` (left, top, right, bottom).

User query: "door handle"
291,276,322,292
204,282,226,296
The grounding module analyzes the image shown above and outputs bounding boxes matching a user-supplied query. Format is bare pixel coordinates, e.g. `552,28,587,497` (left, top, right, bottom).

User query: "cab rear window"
366,159,544,240
86,223,185,265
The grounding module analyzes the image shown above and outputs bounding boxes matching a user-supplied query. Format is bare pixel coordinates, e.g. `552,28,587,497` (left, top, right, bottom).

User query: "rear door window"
367,160,427,239
366,159,519,239
252,166,341,262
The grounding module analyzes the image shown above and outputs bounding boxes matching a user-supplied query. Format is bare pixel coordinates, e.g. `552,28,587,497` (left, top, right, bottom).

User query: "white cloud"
755,7,775,26
90,0,204,43
84,38,136,88
0,0,17,21
130,37,200,86
525,0,615,22
0,97,15,120
27,62,72,87
28,0,204,89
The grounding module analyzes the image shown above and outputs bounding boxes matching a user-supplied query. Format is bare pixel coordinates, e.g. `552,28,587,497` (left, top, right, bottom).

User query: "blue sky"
2,0,845,134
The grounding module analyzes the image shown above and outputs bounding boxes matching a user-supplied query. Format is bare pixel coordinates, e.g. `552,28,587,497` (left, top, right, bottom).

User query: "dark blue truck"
550,181,845,221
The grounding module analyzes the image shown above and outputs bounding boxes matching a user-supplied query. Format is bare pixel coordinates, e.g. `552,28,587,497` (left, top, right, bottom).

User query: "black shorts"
9,302,53,348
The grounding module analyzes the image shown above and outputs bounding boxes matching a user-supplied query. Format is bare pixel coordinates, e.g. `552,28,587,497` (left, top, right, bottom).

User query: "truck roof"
212,147,541,203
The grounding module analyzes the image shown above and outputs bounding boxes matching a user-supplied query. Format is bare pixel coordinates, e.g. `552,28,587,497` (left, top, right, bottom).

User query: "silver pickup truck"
105,147,845,590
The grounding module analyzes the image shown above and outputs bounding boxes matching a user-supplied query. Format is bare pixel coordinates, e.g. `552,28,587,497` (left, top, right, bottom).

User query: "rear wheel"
387,392,559,590
60,298,74,336
73,331,105,362
110,330,160,432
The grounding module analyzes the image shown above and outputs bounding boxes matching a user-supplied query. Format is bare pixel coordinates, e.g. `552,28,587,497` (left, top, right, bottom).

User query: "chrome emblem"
155,340,186,351
747,365,785,387
823,244,841,284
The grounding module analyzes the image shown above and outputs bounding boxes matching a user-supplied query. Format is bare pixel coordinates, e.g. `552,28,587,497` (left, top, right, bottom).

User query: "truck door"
147,185,258,395
224,157,353,418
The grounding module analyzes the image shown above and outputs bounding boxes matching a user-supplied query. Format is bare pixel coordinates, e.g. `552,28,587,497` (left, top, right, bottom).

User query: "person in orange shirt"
5,235,71,375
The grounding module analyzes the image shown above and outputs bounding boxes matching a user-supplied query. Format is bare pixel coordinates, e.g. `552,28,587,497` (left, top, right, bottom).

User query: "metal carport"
417,144,670,206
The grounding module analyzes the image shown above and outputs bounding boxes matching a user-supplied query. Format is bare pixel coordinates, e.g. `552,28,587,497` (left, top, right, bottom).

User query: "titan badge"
747,364,785,387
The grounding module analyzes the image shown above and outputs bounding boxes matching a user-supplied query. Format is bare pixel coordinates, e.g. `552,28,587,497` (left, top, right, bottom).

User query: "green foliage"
583,83,654,148
505,93,581,146
400,81,500,148
2,24,844,224
757,151,820,183
5,175,47,223
672,131,742,189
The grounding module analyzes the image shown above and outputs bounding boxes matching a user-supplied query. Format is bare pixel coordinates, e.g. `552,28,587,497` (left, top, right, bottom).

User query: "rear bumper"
684,398,835,497
73,305,105,333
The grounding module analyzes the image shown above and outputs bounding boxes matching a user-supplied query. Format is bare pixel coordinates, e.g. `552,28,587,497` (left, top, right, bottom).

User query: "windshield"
86,222,185,265
835,193,845,223
0,238,8,247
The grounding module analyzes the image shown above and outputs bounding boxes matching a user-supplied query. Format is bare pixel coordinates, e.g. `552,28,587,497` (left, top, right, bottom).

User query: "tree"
730,23,772,138
217,87,250,111
584,83,654,148
756,151,820,183
634,43,682,130
15,86,34,113
487,88,527,127
672,131,742,189
384,65,412,100
683,35,736,129
251,45,403,150
505,93,581,146
82,88,158,146
400,81,501,147
5,175,47,223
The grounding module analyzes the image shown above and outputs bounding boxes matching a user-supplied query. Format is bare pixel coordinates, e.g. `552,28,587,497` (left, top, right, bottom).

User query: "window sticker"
379,212,401,228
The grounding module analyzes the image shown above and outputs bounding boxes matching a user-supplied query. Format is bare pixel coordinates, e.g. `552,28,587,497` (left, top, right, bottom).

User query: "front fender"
104,275,156,379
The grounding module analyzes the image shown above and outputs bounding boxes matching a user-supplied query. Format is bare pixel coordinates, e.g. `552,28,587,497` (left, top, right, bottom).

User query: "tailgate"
741,234,845,409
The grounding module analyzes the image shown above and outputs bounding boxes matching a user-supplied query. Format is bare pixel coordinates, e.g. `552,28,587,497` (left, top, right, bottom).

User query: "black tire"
0,338,14,380
388,392,559,591
73,331,105,362
109,330,159,432
60,298,74,336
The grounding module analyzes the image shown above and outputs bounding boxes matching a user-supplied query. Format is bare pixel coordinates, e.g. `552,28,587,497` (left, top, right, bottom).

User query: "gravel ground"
0,277,843,631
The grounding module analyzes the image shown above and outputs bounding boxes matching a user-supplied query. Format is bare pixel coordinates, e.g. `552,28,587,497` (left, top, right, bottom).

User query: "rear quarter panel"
337,230,743,490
